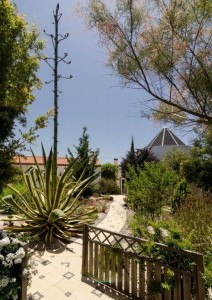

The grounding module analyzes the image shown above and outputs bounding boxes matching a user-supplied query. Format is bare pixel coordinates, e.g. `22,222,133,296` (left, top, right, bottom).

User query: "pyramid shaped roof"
148,128,185,148
147,128,189,160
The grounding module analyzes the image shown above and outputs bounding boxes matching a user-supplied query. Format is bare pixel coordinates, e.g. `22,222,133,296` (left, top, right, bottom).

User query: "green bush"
101,163,119,180
171,178,190,213
0,181,31,214
126,162,178,219
175,192,212,253
98,178,120,195
129,191,212,296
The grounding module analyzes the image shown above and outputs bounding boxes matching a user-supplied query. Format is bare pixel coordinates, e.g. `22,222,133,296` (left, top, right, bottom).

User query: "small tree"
163,148,188,175
99,163,120,195
101,163,118,180
67,127,100,197
121,142,157,178
126,162,178,219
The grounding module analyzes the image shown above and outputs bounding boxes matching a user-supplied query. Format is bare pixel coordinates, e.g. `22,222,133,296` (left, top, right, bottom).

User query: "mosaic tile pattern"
64,291,72,297
63,271,75,279
29,291,44,299
41,260,51,266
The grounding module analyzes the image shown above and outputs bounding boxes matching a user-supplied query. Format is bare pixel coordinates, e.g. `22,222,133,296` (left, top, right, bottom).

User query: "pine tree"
67,127,99,197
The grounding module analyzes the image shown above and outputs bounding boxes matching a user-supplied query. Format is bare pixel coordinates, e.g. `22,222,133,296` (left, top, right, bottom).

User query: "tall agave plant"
2,146,98,244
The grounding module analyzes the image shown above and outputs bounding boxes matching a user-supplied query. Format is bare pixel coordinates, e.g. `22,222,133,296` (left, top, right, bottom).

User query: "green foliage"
203,249,212,297
2,147,98,244
86,0,212,128
126,162,178,219
163,148,188,175
101,163,118,181
129,191,212,294
171,178,190,213
175,192,212,253
98,178,120,195
0,181,31,214
182,130,212,192
121,142,158,178
0,231,26,300
67,127,100,197
0,0,44,191
129,212,194,251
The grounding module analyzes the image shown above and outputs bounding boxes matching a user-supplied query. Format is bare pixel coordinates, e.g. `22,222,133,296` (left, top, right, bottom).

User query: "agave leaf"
45,148,53,211
52,156,85,208
48,209,65,224
41,143,47,167
3,226,35,232
31,148,46,192
24,173,46,215
61,173,98,212
2,194,38,219
45,226,55,245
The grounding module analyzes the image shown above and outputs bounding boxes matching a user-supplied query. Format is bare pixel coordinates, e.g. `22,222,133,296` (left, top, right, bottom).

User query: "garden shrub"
0,182,32,214
101,163,119,180
171,178,190,213
175,192,212,253
126,162,178,219
0,231,26,300
98,178,120,195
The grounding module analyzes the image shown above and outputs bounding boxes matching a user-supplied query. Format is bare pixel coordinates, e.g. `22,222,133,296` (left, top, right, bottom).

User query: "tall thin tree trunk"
53,3,59,191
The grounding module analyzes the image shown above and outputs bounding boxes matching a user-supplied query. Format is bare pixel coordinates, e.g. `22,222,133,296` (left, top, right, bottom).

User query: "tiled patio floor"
27,195,127,300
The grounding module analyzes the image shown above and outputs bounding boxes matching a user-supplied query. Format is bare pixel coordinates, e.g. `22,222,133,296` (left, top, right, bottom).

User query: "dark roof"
148,128,185,147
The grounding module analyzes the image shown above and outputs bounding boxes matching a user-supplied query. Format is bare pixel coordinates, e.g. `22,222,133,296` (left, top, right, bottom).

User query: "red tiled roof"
13,156,101,166
13,156,69,166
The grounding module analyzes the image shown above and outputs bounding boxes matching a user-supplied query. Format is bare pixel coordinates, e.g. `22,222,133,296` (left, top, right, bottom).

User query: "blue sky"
15,0,190,164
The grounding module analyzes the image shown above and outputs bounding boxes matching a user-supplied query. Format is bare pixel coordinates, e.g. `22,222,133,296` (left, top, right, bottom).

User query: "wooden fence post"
82,224,89,277
196,253,205,300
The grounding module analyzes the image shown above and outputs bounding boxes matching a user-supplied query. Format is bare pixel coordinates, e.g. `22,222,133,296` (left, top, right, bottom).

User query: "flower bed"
0,231,27,300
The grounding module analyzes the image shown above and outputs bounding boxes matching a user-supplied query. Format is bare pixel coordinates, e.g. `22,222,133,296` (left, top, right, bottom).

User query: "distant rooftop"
13,156,100,166
13,156,68,166
148,128,185,147
147,128,189,160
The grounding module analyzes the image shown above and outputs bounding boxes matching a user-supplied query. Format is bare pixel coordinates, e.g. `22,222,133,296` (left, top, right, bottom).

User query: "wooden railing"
82,224,205,300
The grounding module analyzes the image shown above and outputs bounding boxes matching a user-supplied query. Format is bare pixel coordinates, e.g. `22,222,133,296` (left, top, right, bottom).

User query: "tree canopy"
67,127,99,197
121,137,157,178
86,0,212,129
0,0,44,191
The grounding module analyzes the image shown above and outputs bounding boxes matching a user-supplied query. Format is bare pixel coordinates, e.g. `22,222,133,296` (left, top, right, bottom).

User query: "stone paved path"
27,195,127,300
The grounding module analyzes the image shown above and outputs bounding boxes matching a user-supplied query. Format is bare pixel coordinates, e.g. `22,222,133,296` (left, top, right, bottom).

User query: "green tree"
85,0,212,129
126,162,178,219
101,163,119,181
163,148,188,175
182,129,212,192
0,0,44,191
121,140,157,178
67,126,100,197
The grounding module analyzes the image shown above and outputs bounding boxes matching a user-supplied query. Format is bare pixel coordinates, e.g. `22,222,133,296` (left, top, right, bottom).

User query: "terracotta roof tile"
13,156,68,166
13,156,101,166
